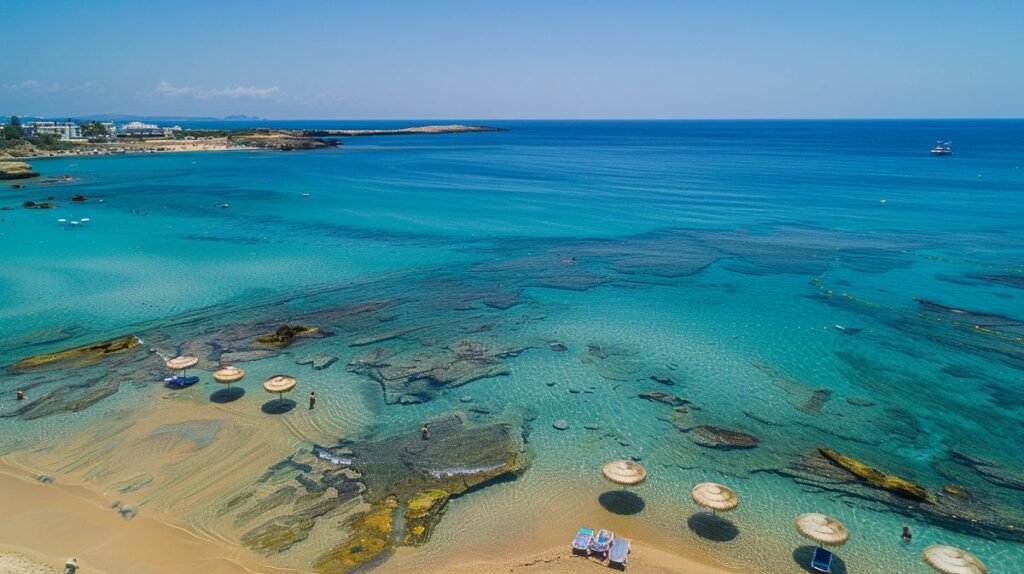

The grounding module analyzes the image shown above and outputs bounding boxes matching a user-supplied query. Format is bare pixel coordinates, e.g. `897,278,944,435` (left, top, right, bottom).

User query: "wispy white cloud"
2,80,103,94
151,81,281,100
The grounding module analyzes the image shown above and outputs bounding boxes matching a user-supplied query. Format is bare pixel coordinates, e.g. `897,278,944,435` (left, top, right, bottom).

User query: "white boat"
931,141,952,155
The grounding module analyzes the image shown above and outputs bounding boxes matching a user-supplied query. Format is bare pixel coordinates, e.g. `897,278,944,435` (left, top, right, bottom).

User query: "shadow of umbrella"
210,386,245,403
687,512,740,542
793,546,848,574
598,490,646,515
261,398,297,414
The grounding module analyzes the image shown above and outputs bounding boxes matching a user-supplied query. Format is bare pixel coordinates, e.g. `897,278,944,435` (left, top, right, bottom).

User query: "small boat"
608,537,631,569
589,529,614,557
164,375,200,389
571,528,594,554
834,324,861,335
930,141,953,155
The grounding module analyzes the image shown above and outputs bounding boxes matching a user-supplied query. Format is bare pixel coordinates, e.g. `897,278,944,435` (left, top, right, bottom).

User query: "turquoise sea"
2,120,1023,572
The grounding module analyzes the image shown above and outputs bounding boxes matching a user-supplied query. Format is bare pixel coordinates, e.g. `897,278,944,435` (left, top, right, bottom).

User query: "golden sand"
1,389,740,574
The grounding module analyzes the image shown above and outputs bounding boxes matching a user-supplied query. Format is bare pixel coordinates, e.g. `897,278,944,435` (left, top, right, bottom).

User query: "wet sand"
0,464,737,574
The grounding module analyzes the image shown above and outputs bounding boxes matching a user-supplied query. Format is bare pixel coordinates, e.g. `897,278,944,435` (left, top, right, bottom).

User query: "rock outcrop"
818,447,931,502
691,425,760,449
0,161,38,180
8,335,140,372
347,339,524,404
233,412,527,572
255,325,321,348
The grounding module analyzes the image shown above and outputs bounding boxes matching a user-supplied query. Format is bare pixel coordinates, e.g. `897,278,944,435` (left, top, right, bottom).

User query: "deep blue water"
1,120,1023,572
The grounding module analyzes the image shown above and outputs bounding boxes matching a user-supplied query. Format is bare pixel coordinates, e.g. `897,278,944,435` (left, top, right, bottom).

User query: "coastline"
0,459,739,574
1,124,502,161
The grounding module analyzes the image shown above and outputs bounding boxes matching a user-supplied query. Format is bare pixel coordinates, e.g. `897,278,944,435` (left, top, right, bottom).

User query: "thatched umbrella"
923,545,987,574
165,355,198,377
263,374,296,403
795,513,849,547
602,460,647,487
691,482,739,513
213,366,245,385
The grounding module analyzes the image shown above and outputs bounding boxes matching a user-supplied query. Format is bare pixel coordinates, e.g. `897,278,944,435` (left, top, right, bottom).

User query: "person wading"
309,391,316,410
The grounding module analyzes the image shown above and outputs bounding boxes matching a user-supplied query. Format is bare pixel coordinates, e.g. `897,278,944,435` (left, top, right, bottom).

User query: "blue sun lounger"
589,529,614,557
571,528,594,554
608,537,631,569
164,375,199,389
811,547,834,573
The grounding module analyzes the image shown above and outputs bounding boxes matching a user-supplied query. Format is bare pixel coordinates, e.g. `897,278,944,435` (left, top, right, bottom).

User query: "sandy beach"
0,462,737,574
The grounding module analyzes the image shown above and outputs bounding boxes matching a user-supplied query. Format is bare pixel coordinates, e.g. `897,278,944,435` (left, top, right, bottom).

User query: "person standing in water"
902,526,912,542
421,424,431,440
16,388,25,401
309,391,316,410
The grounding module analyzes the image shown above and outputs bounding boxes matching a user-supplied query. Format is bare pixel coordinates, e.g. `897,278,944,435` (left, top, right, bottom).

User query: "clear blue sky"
3,0,1022,119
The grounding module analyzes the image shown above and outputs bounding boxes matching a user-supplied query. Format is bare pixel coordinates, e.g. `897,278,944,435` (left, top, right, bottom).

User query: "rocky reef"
690,425,760,450
818,447,930,501
8,335,141,373
255,324,322,348
774,449,1023,543
347,339,528,404
0,161,38,180
228,130,339,151
228,412,527,572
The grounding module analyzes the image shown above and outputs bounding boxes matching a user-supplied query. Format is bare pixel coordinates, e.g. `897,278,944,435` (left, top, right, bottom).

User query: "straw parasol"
263,374,297,402
691,482,739,513
165,355,198,376
923,545,987,574
795,513,849,547
213,366,245,385
602,460,647,487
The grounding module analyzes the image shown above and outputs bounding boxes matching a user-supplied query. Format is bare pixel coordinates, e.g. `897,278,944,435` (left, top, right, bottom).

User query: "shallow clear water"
2,120,1023,572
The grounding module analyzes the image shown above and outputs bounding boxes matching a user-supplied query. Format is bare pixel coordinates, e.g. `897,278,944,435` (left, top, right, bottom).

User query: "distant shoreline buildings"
6,118,182,141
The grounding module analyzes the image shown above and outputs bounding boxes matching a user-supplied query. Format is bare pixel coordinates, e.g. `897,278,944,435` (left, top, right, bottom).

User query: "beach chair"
608,537,631,569
589,529,614,558
164,375,199,389
811,547,833,573
571,528,594,554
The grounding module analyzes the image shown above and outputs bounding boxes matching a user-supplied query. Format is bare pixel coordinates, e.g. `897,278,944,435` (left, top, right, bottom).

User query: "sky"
2,0,1022,119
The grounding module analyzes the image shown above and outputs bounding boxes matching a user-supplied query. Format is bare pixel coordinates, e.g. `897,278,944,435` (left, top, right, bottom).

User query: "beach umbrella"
602,460,647,487
795,513,849,547
923,545,987,574
213,365,245,385
165,355,199,377
263,374,297,403
691,482,739,513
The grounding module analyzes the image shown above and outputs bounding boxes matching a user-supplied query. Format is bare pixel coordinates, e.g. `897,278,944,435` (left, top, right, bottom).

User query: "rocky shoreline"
0,124,504,159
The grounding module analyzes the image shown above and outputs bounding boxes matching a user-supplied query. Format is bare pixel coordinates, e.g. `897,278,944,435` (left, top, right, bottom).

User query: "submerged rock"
650,374,677,386
296,352,338,370
313,498,395,573
951,451,1024,491
638,391,690,407
553,420,569,430
347,339,525,404
8,335,140,372
798,389,832,415
818,447,930,502
690,425,759,450
255,325,322,348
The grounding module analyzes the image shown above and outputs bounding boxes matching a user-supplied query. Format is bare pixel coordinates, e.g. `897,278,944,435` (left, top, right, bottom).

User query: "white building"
118,121,164,137
22,121,83,141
